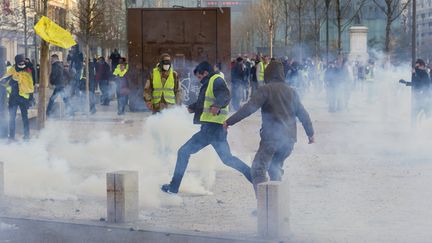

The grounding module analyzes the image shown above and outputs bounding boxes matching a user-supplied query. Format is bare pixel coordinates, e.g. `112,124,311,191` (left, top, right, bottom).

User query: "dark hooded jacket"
226,61,314,143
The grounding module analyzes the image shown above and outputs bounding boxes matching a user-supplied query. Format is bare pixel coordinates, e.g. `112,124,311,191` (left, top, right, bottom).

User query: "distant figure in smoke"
95,56,112,106
250,59,259,96
67,44,84,97
243,55,252,101
224,61,314,195
161,61,252,194
324,61,339,112
256,56,269,87
230,56,245,111
399,59,432,125
0,54,34,140
109,48,121,72
46,54,70,118
113,58,130,115
144,53,181,114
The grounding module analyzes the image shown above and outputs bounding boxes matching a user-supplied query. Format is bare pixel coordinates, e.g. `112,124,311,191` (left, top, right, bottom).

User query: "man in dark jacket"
96,56,112,105
400,59,432,125
47,54,69,117
109,49,121,71
224,61,315,195
231,57,245,111
161,61,252,194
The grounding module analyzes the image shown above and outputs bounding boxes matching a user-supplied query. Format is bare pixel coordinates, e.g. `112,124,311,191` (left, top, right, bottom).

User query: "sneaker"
161,184,178,194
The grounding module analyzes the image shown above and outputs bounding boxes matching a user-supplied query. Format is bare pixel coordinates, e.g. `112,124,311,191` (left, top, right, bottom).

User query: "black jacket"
50,61,64,87
226,62,314,143
406,68,431,93
188,72,230,124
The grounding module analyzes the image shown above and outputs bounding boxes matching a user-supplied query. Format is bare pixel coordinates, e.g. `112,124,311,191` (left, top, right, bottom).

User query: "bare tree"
37,0,49,129
71,0,106,115
334,0,367,53
372,0,411,54
280,0,290,47
308,0,327,58
257,0,281,57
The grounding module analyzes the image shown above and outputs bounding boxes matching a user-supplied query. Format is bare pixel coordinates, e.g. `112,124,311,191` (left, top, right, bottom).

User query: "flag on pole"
34,16,77,49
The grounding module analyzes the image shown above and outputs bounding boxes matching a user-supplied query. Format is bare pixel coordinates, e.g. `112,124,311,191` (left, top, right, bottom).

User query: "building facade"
0,0,75,63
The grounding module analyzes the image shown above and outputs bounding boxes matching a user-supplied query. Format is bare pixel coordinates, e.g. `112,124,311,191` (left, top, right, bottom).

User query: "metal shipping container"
127,7,231,110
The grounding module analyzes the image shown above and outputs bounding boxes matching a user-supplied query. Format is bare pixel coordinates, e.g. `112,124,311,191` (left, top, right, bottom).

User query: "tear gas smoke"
0,107,224,208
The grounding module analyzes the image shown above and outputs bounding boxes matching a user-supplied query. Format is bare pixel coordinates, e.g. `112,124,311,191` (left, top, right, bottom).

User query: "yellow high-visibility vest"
152,67,175,105
113,65,128,77
200,74,229,124
258,62,267,81
3,67,34,99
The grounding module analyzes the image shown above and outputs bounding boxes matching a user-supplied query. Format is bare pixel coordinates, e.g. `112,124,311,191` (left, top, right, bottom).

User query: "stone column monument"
349,26,369,63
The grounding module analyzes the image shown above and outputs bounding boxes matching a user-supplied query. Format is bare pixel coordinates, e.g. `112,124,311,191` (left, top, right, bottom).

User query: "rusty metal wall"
127,8,231,110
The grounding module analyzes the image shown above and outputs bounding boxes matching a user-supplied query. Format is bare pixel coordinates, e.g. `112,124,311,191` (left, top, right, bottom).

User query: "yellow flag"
34,16,77,49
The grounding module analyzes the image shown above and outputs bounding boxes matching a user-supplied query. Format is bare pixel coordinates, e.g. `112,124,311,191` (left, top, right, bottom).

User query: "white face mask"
162,64,170,71
17,64,26,69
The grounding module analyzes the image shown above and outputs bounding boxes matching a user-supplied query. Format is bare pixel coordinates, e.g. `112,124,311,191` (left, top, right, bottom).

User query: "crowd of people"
0,45,130,141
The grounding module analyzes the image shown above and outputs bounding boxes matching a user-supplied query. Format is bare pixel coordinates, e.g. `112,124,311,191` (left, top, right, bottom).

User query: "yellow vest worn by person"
152,67,176,105
200,74,229,124
258,62,268,81
113,65,128,77
2,67,34,99
113,64,129,78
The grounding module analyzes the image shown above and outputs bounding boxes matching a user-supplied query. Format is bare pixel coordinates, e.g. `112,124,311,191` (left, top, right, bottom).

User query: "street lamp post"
412,0,416,68
325,0,331,66
268,18,273,58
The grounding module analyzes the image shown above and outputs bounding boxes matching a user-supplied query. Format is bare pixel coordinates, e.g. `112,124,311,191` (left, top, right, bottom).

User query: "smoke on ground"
0,107,221,208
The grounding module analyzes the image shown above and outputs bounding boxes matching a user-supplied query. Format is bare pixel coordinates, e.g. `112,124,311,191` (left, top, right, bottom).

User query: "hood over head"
264,61,285,84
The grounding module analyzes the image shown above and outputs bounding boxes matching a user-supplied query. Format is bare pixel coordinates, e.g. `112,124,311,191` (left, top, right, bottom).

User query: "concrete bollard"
0,161,4,200
257,181,289,239
106,171,139,223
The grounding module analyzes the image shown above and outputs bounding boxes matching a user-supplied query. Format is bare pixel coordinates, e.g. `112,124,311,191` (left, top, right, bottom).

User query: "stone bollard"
257,181,289,239
106,171,139,223
0,161,4,200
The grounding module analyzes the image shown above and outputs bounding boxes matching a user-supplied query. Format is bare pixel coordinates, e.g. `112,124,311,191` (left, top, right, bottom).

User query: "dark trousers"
9,96,30,139
251,139,294,194
251,81,258,97
47,86,69,117
231,80,242,111
100,80,110,105
169,123,252,191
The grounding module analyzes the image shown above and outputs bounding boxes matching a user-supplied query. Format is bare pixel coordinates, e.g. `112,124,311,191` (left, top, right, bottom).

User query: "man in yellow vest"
0,54,34,140
161,61,252,194
255,55,269,87
144,53,181,113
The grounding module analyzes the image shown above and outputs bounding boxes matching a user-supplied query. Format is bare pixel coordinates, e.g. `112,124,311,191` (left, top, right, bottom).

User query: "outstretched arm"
225,87,267,127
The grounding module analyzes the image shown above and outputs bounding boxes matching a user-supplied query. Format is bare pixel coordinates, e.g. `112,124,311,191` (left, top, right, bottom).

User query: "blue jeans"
169,123,252,191
231,80,242,111
8,95,30,139
117,94,128,114
47,86,70,117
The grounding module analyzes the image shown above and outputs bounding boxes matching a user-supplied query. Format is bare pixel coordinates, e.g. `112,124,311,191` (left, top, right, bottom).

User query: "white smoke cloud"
0,107,221,208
